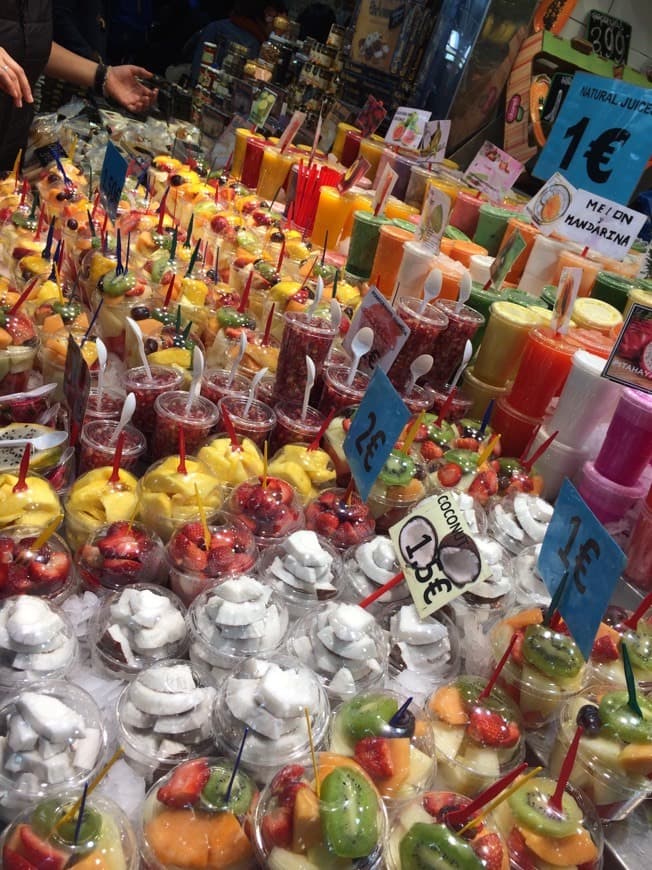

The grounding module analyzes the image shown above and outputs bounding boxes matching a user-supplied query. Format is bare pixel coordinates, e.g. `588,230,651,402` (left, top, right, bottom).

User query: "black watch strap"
94,62,108,96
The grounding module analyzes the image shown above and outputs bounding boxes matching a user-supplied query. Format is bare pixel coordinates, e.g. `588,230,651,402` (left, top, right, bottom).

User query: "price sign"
63,334,91,447
534,73,652,202
464,140,523,200
489,229,526,291
537,479,626,659
418,186,450,253
99,141,127,222
587,10,631,65
390,493,493,618
343,368,409,502
385,107,431,150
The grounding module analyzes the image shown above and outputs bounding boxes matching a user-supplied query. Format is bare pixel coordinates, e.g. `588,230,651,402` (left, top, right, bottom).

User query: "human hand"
105,65,158,113
0,47,33,108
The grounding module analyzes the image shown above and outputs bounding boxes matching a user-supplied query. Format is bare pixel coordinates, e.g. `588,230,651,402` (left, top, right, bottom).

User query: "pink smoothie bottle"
594,389,652,487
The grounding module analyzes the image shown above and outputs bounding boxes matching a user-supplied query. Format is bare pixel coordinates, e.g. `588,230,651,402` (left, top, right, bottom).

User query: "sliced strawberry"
157,757,211,808
19,825,68,870
270,764,306,801
468,469,499,505
8,564,31,593
178,541,209,572
342,418,352,432
3,848,37,870
473,832,505,870
437,462,463,487
0,536,15,562
591,633,620,662
455,437,479,451
28,553,70,586
511,629,525,666
337,521,364,547
420,441,443,461
354,737,394,779
507,827,537,870
467,707,520,748
261,807,293,849
101,558,141,576
422,791,469,820
5,314,36,346
310,512,340,536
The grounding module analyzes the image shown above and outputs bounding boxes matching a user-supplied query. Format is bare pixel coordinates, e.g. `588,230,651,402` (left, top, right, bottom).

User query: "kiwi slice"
456,676,518,721
320,766,379,859
217,307,256,330
459,419,485,440
443,450,478,475
498,457,525,475
399,822,483,869
200,763,254,815
338,694,398,741
622,629,652,673
599,691,652,743
379,450,415,487
426,419,457,448
522,624,583,679
31,799,102,848
508,776,582,838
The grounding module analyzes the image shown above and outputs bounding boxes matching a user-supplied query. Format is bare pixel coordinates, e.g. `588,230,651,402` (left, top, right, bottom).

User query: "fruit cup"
388,298,449,392
549,686,652,822
428,300,485,391
139,756,256,870
488,493,553,556
0,524,74,603
272,311,337,406
200,367,251,406
212,654,331,784
267,443,337,505
366,448,429,535
79,419,146,473
228,476,304,549
257,529,343,619
427,675,525,796
343,536,410,614
151,391,220,460
76,521,166,592
305,487,375,551
490,607,586,730
90,584,188,679
0,311,39,397
217,395,277,448
123,364,184,437
64,467,139,552
270,400,325,453
253,754,387,869
117,660,216,779
318,365,371,416
512,545,551,609
0,680,107,822
0,596,77,689
425,386,473,423
288,601,388,700
83,387,124,423
198,434,265,492
2,789,139,870
0,469,62,532
387,789,510,870
586,604,652,690
329,690,436,805
188,575,289,683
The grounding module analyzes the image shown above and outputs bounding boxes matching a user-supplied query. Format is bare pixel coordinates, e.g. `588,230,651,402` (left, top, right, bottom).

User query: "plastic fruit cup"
79,420,146,473
512,544,551,609
75,521,166,592
166,513,259,605
90,584,188,680
256,532,343,619
428,300,485,390
228,475,304,549
329,689,436,805
366,474,429,536
0,388,50,425
139,756,256,870
117,660,216,779
305,487,376,551
253,753,387,868
84,387,124,423
0,524,75,603
212,653,331,784
217,395,276,447
343,536,410,614
123,365,184,434
586,608,652,691
188,582,290,684
318,364,371,416
389,298,449,392
269,399,325,453
426,675,525,796
399,383,433,415
272,311,337,406
151,391,220,459
489,607,586,730
0,343,39,398
425,386,473,423
549,686,652,822
0,596,78,689
1,789,139,870
0,680,107,822
200,367,251,405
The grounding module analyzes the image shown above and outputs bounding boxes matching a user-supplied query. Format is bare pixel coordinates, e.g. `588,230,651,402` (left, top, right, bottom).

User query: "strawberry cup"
489,607,586,730
217,395,277,448
212,654,331,785
0,680,108,822
227,476,304,549
388,298,449,392
329,690,436,807
76,521,166,592
271,311,338,406
139,756,257,870
117,660,216,780
200,367,251,406
0,525,74,603
167,514,258,606
253,754,387,869
90,584,188,680
426,675,526,797
387,789,510,870
79,420,146,473
2,789,139,870
152,391,220,460
123,364,184,436
188,576,290,684
305,487,375,551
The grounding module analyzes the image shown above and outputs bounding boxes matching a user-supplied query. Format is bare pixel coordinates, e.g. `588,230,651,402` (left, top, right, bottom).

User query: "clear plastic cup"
0,468,62,533
217,395,276,447
389,298,449,391
212,653,331,783
318,364,370,415
90,584,188,679
424,386,473,423
84,387,124,423
428,300,485,390
488,493,553,556
305,487,376,551
0,524,75,603
366,451,430,534
267,442,337,505
342,536,410,614
200,367,251,405
79,419,146,473
152,391,220,459
272,312,337,405
399,383,433,415
512,544,551,608
123,365,184,435
75,521,166,592
228,476,304,549
269,399,325,453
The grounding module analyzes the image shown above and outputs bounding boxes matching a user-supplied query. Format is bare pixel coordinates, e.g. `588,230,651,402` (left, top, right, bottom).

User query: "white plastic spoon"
95,338,107,405
450,339,473,391
329,298,341,332
227,331,248,387
346,326,374,386
109,392,136,445
419,269,442,314
244,367,269,416
301,356,316,421
126,317,151,380
0,430,68,451
405,354,433,394
187,346,205,409
455,271,472,314
306,275,324,317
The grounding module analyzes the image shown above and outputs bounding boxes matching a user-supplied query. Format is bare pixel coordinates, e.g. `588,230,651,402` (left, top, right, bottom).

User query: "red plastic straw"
549,726,584,812
435,387,457,428
177,428,187,474
523,429,558,472
359,571,405,609
479,633,517,699
238,271,253,313
221,406,241,452
12,443,31,493
625,591,652,629
109,433,125,484
444,763,529,827
262,303,275,346
308,408,336,451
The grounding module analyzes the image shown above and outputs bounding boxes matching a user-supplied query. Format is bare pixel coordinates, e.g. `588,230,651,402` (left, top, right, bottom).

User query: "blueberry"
130,305,150,321
47,172,59,183
385,709,416,739
170,174,185,186
576,703,601,736
270,231,284,243
56,191,66,202
67,218,78,230
206,269,217,281
144,338,158,354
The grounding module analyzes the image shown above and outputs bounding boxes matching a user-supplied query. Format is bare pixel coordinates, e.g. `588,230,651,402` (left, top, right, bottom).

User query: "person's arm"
53,0,97,60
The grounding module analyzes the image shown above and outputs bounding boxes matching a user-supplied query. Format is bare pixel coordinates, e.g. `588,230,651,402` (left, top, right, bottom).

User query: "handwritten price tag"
390,493,493,618
343,368,409,502
100,141,127,222
537,479,626,659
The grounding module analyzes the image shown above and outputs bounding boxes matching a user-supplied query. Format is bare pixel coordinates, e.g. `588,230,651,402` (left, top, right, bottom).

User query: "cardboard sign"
249,88,277,129
355,95,387,138
385,107,432,149
602,303,652,394
99,141,127,222
551,267,582,334
527,173,647,260
319,101,353,152
490,229,526,291
464,140,523,200
63,335,91,446
343,286,410,373
418,186,450,253
390,493,493,618
534,73,652,201
538,479,626,659
587,10,631,66
343,369,409,502
277,111,306,153
418,119,450,165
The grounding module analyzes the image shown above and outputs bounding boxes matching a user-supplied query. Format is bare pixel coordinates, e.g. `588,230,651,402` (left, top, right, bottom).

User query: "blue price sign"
100,141,128,222
537,479,626,659
343,368,409,502
534,73,652,202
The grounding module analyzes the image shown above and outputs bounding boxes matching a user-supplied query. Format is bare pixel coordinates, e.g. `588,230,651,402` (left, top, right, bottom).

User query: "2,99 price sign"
534,73,652,202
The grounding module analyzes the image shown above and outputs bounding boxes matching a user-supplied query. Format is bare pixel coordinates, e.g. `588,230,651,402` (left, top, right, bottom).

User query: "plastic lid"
571,349,607,378
573,297,623,330
595,271,635,291
491,300,541,326
619,388,652,430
